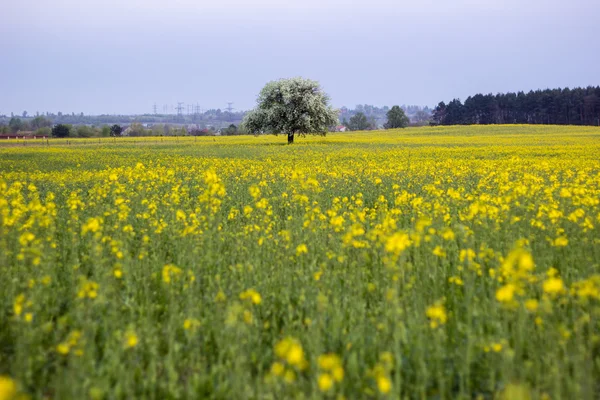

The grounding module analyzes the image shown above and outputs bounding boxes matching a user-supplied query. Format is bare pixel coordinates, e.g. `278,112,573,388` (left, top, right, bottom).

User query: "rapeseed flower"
426,302,447,328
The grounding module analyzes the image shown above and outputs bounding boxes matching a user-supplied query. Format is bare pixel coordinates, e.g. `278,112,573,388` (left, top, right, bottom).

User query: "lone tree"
243,77,338,144
51,124,71,138
384,106,410,129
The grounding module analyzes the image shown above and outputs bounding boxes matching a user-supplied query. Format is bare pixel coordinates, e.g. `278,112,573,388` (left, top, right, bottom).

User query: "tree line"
432,86,600,126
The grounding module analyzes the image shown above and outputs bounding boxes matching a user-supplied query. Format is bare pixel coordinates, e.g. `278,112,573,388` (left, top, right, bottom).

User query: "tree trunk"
287,133,294,144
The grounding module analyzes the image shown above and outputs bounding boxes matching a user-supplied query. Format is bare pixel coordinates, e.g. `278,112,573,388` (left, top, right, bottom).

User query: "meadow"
1,125,600,399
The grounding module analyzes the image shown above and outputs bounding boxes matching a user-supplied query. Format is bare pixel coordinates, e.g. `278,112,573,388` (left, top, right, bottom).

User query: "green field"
1,125,600,399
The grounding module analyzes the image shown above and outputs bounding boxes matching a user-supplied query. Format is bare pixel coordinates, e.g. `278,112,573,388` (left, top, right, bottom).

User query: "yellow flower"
77,279,99,299
332,366,344,382
433,246,446,257
318,373,334,392
239,289,262,305
249,185,261,199
553,236,568,247
56,343,70,355
214,290,227,302
448,276,464,286
496,284,516,303
572,275,600,300
286,343,304,366
377,375,391,394
274,337,308,370
384,232,411,255
270,362,285,376
183,318,200,330
124,330,138,349
459,249,476,262
0,376,17,400
441,228,455,240
525,299,538,312
18,232,35,247
426,303,447,328
318,353,342,370
518,252,534,271
13,294,25,317
82,217,101,235
296,244,308,256
543,277,565,296
162,264,183,284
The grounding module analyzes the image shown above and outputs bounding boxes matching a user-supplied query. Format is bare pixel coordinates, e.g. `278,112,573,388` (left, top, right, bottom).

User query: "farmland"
1,125,600,399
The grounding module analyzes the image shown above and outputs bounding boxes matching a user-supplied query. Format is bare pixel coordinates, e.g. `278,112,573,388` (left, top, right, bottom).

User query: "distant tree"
346,112,370,131
431,102,447,125
151,124,164,136
101,125,111,137
128,123,147,137
414,110,431,124
35,127,52,137
368,116,378,130
433,86,600,126
110,124,123,137
20,121,32,132
222,124,238,135
31,116,52,129
9,117,23,133
22,111,28,118
243,77,338,144
383,106,410,129
51,124,71,138
76,125,94,138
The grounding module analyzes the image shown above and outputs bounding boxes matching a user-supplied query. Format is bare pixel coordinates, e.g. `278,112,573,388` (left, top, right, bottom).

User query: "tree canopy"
384,106,410,129
242,77,338,144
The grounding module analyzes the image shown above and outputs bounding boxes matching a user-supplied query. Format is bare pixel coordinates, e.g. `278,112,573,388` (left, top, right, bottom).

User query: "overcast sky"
1,0,598,115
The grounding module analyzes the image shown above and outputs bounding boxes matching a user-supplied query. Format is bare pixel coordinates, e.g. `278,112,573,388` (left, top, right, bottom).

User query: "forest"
432,86,600,126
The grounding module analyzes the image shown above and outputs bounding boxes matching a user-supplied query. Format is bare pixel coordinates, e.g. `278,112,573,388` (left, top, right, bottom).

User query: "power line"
176,102,184,117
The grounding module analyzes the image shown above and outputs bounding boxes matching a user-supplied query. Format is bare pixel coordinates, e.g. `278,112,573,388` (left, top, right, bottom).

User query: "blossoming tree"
242,77,338,144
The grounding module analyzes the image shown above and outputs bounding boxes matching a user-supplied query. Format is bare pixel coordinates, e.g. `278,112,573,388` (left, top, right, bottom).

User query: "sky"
1,0,599,115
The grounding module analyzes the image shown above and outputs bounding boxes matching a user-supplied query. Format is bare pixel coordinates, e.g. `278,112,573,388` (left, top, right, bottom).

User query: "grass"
1,125,600,399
